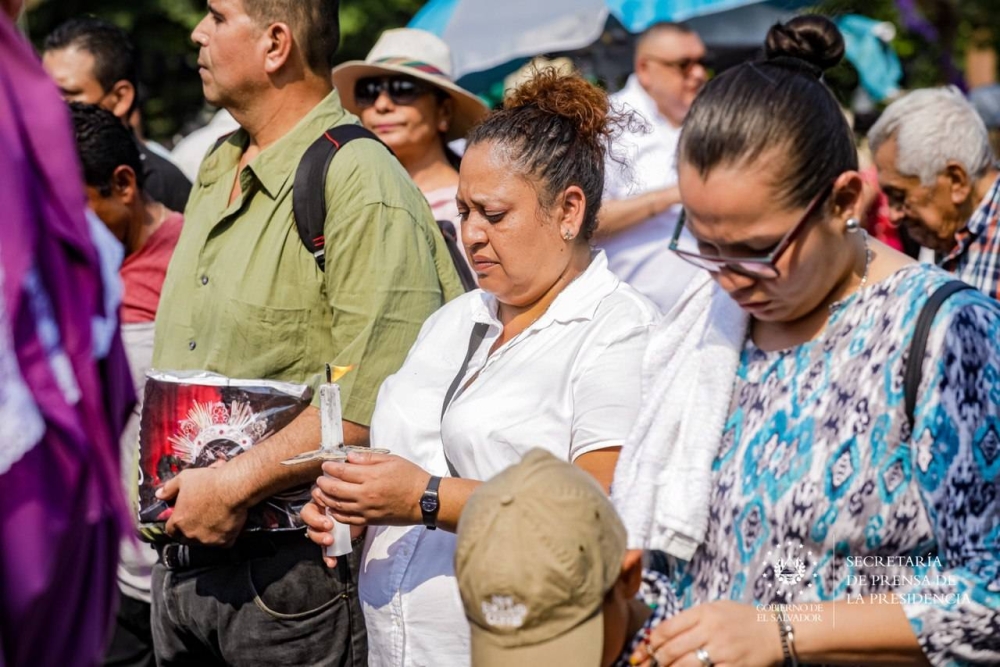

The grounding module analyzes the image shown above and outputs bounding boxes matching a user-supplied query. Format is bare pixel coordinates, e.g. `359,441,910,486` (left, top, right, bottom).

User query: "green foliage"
339,0,426,62
25,0,427,143
24,0,1000,140
817,0,1000,91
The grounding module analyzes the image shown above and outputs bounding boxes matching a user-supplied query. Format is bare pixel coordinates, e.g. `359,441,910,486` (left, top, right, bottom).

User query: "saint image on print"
137,371,313,540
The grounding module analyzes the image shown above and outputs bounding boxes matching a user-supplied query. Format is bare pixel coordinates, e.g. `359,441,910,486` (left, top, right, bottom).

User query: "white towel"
612,272,748,560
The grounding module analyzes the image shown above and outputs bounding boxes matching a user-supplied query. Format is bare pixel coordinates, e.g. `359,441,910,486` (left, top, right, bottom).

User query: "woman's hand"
311,450,431,527
632,601,783,667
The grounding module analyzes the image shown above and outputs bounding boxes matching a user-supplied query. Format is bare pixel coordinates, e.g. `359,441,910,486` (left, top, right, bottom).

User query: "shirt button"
189,340,197,351
201,275,209,285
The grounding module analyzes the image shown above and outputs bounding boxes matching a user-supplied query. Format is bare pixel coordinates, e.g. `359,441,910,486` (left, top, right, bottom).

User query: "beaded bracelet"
776,610,799,667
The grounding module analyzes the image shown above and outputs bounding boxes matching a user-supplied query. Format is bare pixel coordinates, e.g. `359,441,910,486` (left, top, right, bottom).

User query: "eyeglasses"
643,54,710,77
354,76,434,109
668,184,834,279
882,185,924,215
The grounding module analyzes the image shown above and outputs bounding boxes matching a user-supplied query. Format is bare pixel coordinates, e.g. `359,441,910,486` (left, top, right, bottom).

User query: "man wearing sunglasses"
598,22,709,313
147,1,463,665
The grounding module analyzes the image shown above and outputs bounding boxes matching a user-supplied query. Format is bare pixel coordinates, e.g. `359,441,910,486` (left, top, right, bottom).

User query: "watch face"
420,495,439,513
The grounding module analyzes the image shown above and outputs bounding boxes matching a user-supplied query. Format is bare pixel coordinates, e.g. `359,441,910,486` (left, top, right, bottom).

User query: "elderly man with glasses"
870,86,1000,298
596,22,709,313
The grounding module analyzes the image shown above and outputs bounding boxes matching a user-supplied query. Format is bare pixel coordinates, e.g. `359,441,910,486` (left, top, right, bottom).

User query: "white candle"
319,383,353,558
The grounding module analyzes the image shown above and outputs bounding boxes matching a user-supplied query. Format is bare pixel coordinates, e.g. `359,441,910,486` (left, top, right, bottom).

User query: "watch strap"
421,476,442,530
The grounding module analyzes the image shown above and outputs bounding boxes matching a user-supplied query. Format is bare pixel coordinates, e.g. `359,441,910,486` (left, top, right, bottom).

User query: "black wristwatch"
420,476,442,530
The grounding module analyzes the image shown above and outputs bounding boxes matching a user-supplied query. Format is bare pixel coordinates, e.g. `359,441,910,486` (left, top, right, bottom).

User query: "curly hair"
69,101,144,194
467,68,633,239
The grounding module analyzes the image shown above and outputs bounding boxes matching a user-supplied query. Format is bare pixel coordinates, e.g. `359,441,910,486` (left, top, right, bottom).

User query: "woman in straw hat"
333,28,488,266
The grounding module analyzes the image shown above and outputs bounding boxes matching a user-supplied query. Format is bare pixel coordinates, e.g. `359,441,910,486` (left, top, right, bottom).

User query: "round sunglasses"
354,76,437,109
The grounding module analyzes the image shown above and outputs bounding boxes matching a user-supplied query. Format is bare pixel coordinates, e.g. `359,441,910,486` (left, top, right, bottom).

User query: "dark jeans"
104,590,155,667
151,535,366,666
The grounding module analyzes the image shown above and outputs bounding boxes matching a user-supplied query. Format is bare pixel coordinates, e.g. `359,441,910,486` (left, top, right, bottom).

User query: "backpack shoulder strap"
209,130,237,155
292,124,387,271
904,280,974,429
436,219,478,292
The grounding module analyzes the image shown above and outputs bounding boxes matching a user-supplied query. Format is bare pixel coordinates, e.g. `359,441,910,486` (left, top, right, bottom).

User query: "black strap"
437,220,478,292
212,124,475,289
440,322,489,477
293,125,386,271
904,280,973,429
209,130,237,155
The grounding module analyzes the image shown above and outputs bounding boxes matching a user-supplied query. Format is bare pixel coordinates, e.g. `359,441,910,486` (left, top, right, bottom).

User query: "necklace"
829,230,873,314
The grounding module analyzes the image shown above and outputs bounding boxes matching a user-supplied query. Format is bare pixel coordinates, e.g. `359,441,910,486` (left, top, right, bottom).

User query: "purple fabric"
895,0,937,42
0,14,134,667
894,0,966,91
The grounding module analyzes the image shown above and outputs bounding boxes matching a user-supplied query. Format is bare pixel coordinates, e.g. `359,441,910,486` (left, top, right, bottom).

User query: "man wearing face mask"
42,17,192,214
596,23,708,313
870,86,1000,298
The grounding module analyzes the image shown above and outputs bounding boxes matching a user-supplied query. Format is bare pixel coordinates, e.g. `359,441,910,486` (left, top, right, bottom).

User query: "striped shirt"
941,174,1000,299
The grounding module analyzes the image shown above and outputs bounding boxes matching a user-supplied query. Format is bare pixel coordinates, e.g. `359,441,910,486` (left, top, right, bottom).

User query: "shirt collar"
469,250,619,329
942,173,1000,265
197,90,349,199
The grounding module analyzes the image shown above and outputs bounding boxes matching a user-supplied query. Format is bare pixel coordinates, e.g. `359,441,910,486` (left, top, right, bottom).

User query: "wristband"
776,610,799,667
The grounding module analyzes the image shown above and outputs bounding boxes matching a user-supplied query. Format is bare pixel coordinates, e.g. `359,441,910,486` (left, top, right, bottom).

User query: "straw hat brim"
332,61,490,142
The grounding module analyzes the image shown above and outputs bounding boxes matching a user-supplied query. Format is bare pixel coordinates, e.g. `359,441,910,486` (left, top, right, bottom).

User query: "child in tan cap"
454,448,672,666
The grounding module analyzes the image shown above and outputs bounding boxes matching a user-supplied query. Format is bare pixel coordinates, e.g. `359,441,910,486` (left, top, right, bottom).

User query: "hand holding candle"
319,368,354,558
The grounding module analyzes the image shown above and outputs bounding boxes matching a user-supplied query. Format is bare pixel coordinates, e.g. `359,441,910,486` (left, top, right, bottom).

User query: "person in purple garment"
0,1,134,665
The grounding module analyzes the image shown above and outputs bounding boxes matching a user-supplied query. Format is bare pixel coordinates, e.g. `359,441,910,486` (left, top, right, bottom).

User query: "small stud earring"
845,217,861,233
563,230,574,241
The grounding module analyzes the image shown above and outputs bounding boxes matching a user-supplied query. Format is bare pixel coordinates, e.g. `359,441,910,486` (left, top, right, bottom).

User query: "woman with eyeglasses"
614,16,1000,667
332,29,488,279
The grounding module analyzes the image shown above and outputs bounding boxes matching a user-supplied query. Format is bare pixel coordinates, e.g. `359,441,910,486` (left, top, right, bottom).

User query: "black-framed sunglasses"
354,76,435,109
668,183,834,279
644,54,711,77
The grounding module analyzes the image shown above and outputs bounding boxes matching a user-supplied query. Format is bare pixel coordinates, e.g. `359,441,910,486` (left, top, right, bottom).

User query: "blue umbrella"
836,14,902,102
409,0,811,87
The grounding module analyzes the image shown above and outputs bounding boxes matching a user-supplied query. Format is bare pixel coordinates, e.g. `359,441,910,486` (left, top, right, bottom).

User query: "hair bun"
503,67,610,144
765,15,845,72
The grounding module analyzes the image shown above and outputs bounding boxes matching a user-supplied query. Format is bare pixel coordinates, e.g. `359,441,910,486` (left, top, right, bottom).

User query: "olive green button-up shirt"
153,91,463,425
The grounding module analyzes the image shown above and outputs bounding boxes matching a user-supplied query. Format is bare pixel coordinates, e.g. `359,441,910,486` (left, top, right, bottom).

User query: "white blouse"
359,251,658,666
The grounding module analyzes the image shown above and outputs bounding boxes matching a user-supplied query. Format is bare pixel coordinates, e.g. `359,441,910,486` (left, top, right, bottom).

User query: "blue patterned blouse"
663,264,1000,666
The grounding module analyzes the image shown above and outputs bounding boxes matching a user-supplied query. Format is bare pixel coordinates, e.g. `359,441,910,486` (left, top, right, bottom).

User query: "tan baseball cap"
454,448,627,667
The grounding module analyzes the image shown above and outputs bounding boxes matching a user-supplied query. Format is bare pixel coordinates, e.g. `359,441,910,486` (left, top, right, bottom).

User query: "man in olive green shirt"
147,1,462,664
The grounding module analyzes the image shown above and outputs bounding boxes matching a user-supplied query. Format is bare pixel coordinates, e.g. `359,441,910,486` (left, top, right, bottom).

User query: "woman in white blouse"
301,69,659,666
